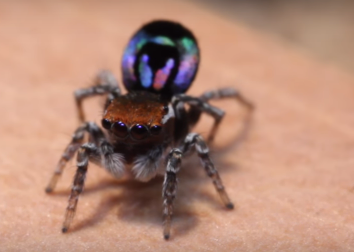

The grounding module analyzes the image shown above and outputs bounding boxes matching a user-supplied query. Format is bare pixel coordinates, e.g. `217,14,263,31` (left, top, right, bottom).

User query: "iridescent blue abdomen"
121,20,200,98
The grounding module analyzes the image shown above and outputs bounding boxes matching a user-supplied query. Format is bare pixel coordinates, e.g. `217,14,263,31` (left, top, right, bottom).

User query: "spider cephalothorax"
45,20,253,240
102,91,172,143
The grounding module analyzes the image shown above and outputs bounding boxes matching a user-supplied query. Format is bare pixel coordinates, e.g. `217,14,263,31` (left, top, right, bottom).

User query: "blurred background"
186,0,353,72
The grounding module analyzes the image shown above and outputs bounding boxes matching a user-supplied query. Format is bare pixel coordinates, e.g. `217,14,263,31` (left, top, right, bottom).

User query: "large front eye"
101,118,112,129
150,125,162,135
131,124,148,140
112,121,128,138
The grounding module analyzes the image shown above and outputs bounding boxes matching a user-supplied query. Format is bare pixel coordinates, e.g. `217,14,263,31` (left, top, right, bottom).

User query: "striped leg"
187,87,254,142
200,87,254,109
172,94,225,143
182,133,233,209
162,148,183,240
45,122,105,193
62,143,100,233
75,70,120,122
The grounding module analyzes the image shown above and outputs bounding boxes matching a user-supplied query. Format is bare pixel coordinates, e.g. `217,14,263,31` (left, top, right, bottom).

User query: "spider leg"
162,133,233,239
181,133,233,209
162,148,182,240
200,87,254,109
45,122,105,193
62,142,100,233
61,137,122,233
186,88,254,142
172,94,225,143
75,70,121,122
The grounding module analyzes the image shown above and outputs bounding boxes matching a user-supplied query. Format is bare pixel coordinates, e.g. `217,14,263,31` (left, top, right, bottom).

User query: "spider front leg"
62,138,123,233
45,122,105,193
162,134,233,240
182,133,233,209
162,148,183,240
75,70,121,122
62,142,100,232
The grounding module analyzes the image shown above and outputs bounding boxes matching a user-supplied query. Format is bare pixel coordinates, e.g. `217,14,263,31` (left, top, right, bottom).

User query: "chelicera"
45,20,253,240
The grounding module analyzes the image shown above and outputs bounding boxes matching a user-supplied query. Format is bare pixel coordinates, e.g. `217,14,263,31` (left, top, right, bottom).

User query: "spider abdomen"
121,20,200,99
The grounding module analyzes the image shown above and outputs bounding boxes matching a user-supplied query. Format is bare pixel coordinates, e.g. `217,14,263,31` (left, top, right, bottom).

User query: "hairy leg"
62,143,100,232
182,133,233,209
172,94,225,143
162,148,182,240
162,133,233,239
45,122,105,193
186,87,254,142
75,70,121,122
200,87,254,108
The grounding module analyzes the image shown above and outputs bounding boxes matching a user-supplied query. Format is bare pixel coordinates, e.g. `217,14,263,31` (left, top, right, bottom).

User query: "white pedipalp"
131,146,167,182
102,153,125,178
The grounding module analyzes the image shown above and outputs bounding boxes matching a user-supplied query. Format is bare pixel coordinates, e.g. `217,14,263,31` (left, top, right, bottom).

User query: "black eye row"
101,119,162,140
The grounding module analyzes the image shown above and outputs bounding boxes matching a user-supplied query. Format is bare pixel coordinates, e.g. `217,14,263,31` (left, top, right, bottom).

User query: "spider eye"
150,125,162,135
101,118,112,129
112,121,128,138
131,124,148,140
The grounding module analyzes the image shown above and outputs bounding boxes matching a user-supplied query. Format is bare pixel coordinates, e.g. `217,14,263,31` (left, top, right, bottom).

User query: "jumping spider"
45,20,253,240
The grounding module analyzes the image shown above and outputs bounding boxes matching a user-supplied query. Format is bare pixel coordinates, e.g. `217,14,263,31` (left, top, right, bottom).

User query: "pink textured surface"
0,1,353,251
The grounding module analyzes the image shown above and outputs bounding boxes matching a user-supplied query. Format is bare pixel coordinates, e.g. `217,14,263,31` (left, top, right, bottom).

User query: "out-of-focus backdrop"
186,0,353,72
